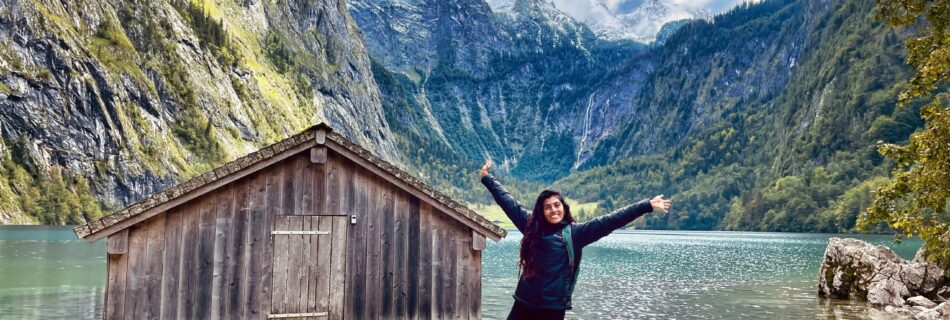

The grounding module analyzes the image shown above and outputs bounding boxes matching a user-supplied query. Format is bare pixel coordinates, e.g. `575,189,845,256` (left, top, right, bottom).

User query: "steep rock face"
349,0,506,76
0,0,395,223
353,0,643,181
354,0,822,180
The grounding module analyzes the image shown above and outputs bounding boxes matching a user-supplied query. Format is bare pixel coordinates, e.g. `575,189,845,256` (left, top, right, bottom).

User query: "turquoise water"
0,227,920,319
482,231,920,320
0,226,104,319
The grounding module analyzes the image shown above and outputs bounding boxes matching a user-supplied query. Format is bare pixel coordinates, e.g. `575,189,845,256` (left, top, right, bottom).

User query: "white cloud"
542,0,764,41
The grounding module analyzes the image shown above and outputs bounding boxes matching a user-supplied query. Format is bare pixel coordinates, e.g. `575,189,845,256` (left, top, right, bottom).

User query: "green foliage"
546,0,919,234
87,13,152,87
858,0,950,271
160,61,228,168
261,29,316,99
170,0,239,66
0,138,107,225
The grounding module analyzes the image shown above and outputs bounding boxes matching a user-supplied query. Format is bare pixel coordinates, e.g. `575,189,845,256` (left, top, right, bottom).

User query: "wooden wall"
104,149,483,319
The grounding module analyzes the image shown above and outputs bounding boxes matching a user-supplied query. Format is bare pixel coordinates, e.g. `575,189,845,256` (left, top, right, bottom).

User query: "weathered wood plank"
294,155,313,216
472,230,486,251
343,164,367,320
365,173,381,320
328,216,347,320
446,232,458,319
211,186,233,320
144,214,166,320
195,195,217,319
432,223,444,319
326,152,340,216
394,190,408,318
314,126,327,144
310,145,327,164
105,251,128,319
339,155,354,216
125,223,148,319
458,231,471,320
314,216,332,315
225,179,250,319
246,173,267,319
210,214,228,319
288,215,304,314
380,182,395,318
313,158,327,216
271,216,289,315
261,167,281,316
158,209,182,320
177,203,201,320
418,202,433,319
303,215,316,315
471,249,482,319
282,158,296,216
407,195,421,319
107,229,128,255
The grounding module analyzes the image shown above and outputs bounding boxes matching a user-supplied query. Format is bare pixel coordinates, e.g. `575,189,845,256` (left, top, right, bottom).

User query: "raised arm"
479,158,530,232
573,199,656,248
480,174,530,232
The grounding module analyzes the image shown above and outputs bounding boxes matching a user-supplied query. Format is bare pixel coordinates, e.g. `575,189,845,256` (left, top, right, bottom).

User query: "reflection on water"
0,226,105,319
0,226,921,319
482,231,920,320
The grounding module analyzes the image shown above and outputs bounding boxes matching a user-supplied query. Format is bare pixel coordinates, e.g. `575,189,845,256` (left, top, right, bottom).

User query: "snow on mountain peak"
485,0,757,43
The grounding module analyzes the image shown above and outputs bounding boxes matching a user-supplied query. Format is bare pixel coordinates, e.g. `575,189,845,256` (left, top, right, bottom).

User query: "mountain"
351,0,649,189
356,0,921,232
0,0,921,233
487,0,710,42
556,0,918,231
0,0,397,224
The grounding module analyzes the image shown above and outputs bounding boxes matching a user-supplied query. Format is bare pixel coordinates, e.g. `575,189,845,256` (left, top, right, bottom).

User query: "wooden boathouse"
74,123,507,319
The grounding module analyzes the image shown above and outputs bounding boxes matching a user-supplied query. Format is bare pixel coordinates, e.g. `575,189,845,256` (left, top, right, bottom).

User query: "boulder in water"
912,302,950,320
818,237,946,308
909,296,939,309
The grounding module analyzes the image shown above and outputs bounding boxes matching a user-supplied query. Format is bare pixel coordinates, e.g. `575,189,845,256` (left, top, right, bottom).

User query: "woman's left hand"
650,195,671,213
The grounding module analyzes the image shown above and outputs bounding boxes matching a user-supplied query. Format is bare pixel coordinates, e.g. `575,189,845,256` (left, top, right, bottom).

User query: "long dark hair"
519,189,574,279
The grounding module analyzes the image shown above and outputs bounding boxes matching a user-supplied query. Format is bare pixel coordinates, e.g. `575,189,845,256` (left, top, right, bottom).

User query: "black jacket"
481,174,654,310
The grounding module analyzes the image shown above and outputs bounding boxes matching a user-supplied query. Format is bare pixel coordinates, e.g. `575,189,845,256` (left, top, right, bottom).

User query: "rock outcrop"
819,237,949,318
0,0,398,223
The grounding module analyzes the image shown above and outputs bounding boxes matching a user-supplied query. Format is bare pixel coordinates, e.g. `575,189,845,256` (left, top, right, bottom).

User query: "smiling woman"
478,159,670,320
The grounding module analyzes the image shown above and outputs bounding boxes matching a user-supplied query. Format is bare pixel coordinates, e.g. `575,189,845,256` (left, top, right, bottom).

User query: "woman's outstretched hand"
480,158,492,177
651,195,671,213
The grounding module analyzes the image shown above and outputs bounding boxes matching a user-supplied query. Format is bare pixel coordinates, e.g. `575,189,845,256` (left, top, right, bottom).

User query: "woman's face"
542,196,565,224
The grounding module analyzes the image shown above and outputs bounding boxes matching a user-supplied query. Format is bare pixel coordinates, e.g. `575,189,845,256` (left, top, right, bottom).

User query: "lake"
0,226,920,319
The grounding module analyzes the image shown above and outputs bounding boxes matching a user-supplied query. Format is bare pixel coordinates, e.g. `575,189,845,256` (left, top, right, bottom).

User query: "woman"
479,159,671,320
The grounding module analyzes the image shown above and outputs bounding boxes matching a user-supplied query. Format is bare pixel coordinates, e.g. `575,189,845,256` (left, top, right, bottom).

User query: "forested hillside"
555,0,920,232
362,0,923,232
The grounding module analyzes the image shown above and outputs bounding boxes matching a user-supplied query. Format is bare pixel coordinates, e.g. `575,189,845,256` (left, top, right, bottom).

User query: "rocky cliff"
0,0,396,224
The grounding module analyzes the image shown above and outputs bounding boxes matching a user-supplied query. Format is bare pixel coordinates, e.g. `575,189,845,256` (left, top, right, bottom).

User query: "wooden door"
269,216,347,319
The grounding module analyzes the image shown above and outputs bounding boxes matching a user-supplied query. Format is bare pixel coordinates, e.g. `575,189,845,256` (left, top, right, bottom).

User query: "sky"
550,0,759,17
507,0,763,41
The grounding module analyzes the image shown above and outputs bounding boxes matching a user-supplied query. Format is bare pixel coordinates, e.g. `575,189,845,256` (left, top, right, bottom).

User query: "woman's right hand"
480,158,492,177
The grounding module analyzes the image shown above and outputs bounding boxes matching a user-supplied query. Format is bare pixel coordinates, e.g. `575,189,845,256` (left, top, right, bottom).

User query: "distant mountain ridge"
354,0,921,233
0,0,921,234
486,0,710,42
